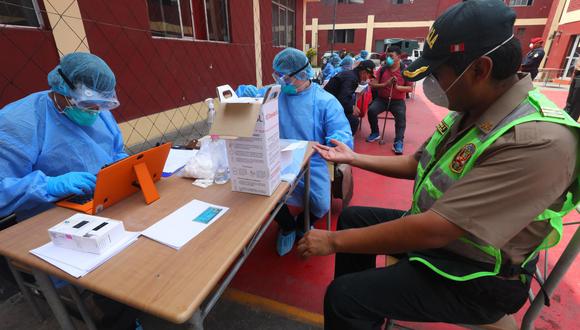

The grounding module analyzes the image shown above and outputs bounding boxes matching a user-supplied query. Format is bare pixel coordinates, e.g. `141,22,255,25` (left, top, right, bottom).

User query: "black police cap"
403,0,516,82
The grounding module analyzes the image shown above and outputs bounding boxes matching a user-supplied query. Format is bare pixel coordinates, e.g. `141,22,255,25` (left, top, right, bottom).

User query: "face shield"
58,69,120,111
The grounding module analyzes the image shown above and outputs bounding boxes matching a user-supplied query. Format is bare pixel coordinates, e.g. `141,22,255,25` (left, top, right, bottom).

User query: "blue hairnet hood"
48,52,116,97
340,55,354,67
273,47,313,81
360,50,369,59
330,54,341,67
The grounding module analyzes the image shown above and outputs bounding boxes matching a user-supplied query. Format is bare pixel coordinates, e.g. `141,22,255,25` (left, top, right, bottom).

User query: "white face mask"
423,34,515,109
529,43,534,49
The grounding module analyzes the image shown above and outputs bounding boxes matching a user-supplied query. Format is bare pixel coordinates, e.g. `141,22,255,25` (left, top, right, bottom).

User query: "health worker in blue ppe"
322,54,341,81
272,47,353,256
354,50,369,61
334,55,354,75
0,52,127,221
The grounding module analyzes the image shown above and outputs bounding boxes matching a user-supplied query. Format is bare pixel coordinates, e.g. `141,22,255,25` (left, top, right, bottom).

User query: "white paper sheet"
30,231,140,278
141,200,229,250
355,84,368,94
163,149,198,175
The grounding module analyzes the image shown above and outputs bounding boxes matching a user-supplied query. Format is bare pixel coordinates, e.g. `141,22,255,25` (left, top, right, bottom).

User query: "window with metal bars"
509,0,533,6
328,29,355,44
147,0,230,42
272,0,295,47
0,0,42,28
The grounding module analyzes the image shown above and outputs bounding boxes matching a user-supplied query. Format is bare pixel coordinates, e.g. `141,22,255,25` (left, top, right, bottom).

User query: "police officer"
297,1,580,329
521,37,545,80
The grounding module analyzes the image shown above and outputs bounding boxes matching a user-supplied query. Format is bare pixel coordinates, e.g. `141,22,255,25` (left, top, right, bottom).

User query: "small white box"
210,85,282,196
48,214,126,254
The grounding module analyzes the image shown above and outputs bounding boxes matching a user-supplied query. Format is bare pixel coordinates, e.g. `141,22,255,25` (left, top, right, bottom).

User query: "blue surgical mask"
63,107,99,126
385,57,395,67
281,84,298,95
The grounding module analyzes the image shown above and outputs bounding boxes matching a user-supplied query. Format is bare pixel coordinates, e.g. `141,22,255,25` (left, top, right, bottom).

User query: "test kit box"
210,85,281,196
48,214,126,254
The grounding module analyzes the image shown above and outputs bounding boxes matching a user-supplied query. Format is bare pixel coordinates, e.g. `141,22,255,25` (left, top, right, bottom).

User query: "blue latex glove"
235,85,259,97
46,172,97,198
325,131,352,147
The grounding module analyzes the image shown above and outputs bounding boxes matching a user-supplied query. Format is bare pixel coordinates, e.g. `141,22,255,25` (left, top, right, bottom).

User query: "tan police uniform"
414,74,578,266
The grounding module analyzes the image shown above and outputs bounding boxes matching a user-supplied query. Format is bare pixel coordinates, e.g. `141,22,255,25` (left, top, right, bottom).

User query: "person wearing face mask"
270,47,353,256
324,60,377,135
521,37,545,80
0,52,127,221
295,1,580,329
367,46,413,155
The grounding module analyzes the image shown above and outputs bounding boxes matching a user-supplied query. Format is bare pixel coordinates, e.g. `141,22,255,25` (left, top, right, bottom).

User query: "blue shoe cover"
276,229,296,256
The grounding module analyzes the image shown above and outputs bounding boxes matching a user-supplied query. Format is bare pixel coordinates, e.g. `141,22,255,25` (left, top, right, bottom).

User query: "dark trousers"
274,204,316,232
325,206,531,330
347,113,359,135
367,98,406,142
565,74,580,121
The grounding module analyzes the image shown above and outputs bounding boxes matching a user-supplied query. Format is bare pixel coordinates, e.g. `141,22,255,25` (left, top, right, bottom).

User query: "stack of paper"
30,231,140,278
141,199,229,250
162,149,198,176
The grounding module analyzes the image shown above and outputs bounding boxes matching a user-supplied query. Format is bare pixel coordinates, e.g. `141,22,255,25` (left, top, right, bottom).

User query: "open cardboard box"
210,85,282,196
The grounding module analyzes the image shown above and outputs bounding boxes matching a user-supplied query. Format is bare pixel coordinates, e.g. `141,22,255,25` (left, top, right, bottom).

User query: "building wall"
306,0,552,58
77,0,258,122
1,0,305,150
568,0,580,12
542,0,580,78
0,2,59,107
260,0,305,86
306,0,457,24
544,21,580,70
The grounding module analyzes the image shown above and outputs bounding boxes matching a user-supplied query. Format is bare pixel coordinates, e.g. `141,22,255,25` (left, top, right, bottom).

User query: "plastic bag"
209,138,229,184
180,138,229,180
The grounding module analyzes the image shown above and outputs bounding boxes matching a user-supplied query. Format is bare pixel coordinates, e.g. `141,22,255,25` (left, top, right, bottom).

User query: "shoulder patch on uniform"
436,121,449,134
450,143,476,174
540,105,566,119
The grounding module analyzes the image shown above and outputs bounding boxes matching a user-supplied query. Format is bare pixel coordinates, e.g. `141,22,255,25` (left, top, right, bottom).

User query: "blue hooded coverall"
0,91,127,219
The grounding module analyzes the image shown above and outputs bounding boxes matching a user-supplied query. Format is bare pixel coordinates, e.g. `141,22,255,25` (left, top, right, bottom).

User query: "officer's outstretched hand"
46,172,97,198
314,139,355,165
297,229,336,259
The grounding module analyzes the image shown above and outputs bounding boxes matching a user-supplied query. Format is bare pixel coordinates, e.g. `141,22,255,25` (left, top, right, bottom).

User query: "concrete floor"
0,291,321,330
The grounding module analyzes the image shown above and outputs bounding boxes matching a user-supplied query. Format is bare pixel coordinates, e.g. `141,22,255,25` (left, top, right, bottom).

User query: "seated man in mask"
298,1,580,329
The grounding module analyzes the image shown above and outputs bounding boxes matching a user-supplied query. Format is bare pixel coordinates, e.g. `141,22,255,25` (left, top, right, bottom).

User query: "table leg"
303,163,311,233
67,285,97,330
31,269,76,330
188,309,204,330
7,259,44,322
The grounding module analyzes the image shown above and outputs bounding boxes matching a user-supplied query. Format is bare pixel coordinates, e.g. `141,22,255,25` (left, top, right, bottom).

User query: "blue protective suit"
322,63,336,81
279,83,353,218
0,91,127,219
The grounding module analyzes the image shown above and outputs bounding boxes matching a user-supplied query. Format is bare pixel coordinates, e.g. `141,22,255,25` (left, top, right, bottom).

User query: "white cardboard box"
48,214,126,254
210,85,281,196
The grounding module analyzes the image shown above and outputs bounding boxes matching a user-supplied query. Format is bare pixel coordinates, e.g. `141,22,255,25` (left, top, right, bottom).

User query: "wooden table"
0,144,315,330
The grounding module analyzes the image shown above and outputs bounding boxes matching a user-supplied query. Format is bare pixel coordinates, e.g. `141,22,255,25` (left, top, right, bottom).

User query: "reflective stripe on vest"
410,89,580,281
